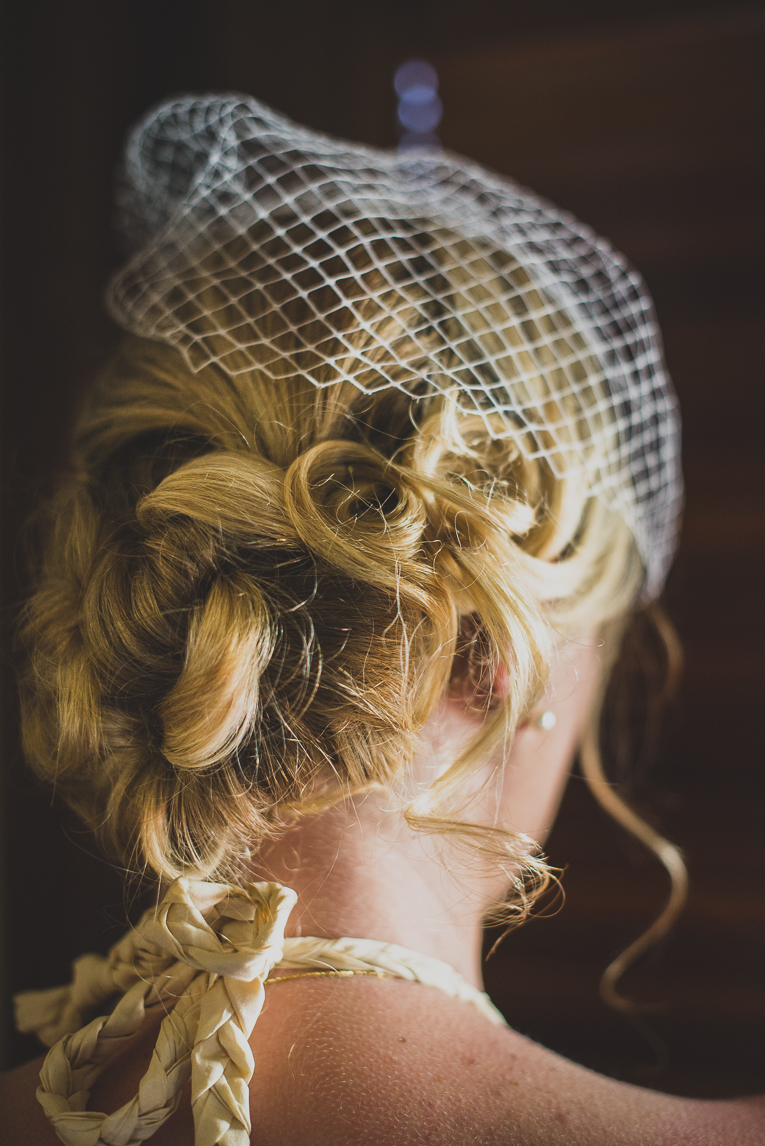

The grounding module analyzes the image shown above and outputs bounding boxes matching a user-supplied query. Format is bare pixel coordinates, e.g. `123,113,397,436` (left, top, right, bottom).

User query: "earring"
536,709,556,731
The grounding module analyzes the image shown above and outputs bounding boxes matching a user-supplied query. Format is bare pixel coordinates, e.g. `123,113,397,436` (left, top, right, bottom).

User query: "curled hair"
20,251,649,927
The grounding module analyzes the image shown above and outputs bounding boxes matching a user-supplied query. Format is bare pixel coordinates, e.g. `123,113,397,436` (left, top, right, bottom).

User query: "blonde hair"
20,244,657,931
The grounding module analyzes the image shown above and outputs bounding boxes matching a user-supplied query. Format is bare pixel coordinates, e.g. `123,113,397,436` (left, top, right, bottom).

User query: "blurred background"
1,0,763,1093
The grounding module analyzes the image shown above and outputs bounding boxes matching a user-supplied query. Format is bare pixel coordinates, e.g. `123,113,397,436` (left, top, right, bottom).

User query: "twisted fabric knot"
16,877,504,1146
143,877,294,981
15,877,297,1146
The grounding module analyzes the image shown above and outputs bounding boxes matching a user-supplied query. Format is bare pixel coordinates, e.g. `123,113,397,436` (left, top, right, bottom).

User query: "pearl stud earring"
536,709,556,731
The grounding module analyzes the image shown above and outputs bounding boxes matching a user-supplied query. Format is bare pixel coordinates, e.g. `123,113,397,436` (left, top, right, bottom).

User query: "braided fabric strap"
14,878,297,1146
279,935,507,1028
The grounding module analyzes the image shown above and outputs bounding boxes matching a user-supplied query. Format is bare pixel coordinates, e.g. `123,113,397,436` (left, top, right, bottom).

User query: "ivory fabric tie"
15,877,504,1146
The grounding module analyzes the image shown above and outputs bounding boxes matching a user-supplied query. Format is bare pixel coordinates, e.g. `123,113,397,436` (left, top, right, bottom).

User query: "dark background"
1,0,763,1094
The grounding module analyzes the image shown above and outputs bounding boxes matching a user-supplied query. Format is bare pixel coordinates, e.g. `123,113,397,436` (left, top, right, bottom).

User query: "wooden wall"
1,0,763,1091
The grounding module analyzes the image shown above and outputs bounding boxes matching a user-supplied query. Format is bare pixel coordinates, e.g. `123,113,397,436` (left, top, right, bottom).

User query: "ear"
447,614,512,710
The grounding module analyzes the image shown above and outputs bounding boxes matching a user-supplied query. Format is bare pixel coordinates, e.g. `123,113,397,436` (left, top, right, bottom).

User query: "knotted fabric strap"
14,878,297,1146
15,879,506,1146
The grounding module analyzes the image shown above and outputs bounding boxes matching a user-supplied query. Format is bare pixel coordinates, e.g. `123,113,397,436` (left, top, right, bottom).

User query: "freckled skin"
4,978,763,1146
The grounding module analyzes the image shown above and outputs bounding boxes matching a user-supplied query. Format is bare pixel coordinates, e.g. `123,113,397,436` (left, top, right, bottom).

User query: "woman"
2,95,763,1145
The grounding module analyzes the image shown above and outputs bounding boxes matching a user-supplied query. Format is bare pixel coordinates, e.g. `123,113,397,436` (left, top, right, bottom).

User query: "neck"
254,788,492,991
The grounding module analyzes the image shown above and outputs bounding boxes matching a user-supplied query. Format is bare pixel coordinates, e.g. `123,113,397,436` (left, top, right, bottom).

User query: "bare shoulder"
246,978,765,1146
5,981,764,1146
0,1055,61,1146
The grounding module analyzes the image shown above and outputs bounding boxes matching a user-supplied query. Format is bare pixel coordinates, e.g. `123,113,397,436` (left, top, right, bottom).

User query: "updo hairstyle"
19,235,644,920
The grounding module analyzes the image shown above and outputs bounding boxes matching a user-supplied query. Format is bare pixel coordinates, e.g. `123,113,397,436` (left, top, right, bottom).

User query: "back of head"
20,258,642,905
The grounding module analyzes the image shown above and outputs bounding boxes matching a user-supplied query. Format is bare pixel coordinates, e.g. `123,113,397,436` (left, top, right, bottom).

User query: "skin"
2,635,764,1145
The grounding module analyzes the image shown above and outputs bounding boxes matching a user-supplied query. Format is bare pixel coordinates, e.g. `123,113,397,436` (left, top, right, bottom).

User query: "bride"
2,94,762,1145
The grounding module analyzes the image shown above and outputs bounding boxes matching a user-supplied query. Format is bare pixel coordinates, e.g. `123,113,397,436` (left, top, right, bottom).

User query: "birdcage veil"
107,93,681,598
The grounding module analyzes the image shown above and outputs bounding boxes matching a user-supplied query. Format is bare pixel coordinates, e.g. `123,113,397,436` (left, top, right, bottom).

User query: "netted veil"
107,93,681,597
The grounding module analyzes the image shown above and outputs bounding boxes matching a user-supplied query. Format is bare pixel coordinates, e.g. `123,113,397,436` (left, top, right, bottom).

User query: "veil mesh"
107,94,681,598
